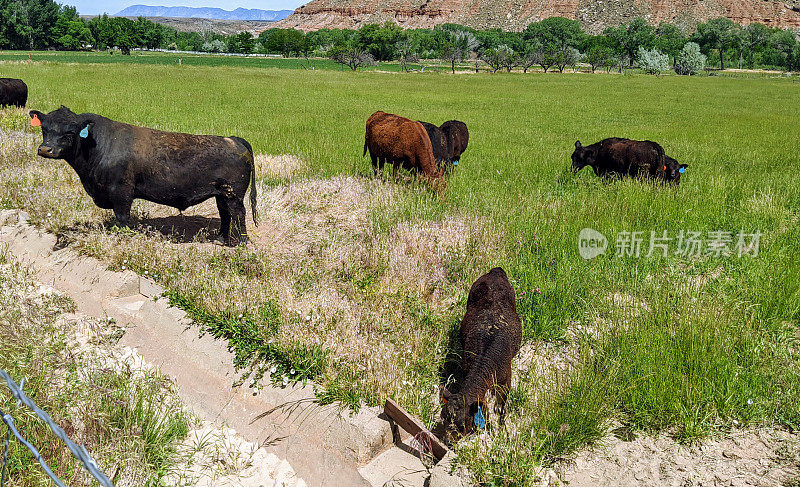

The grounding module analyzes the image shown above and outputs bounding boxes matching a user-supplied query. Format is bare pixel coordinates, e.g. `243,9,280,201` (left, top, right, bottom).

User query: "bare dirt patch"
556,428,800,486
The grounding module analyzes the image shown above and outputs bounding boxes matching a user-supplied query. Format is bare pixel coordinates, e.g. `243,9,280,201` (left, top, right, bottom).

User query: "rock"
429,451,469,487
272,0,800,35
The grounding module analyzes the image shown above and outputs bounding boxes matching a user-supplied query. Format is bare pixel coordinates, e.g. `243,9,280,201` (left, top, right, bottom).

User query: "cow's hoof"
225,235,248,247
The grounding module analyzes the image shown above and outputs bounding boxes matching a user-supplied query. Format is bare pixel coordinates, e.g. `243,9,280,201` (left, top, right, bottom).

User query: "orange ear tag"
31,114,41,127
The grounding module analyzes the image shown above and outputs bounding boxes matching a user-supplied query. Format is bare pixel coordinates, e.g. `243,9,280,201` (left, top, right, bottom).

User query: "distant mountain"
115,5,293,21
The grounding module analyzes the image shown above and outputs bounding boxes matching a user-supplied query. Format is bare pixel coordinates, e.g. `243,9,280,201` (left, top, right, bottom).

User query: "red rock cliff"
272,0,800,33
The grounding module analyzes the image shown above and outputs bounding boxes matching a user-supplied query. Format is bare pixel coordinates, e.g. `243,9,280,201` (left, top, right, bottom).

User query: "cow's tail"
233,136,258,225
363,137,368,157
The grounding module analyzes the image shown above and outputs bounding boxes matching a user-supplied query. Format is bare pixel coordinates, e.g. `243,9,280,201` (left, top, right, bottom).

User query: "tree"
202,39,225,53
523,17,584,51
733,23,768,69
396,37,418,72
605,18,655,66
637,46,669,75
767,28,797,70
585,45,612,72
554,47,579,73
439,28,478,73
356,22,402,61
675,42,706,75
88,14,116,50
54,19,93,50
533,43,558,72
693,17,736,69
654,22,686,66
481,44,514,72
329,41,375,70
109,17,137,54
519,41,541,73
259,28,305,56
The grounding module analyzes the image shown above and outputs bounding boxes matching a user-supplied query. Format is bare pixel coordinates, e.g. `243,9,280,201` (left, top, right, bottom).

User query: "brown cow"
363,111,443,185
440,267,522,445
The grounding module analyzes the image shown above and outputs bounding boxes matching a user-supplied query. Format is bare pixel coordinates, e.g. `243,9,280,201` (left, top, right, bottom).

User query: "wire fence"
0,368,115,487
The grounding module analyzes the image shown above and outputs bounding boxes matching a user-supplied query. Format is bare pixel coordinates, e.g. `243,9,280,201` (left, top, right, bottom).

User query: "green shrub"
637,46,669,75
675,42,706,75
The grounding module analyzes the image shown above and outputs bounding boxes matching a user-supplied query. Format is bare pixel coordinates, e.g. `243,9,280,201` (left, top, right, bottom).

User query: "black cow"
418,121,449,172
440,267,522,445
30,106,257,245
572,138,686,184
0,78,28,108
440,120,469,168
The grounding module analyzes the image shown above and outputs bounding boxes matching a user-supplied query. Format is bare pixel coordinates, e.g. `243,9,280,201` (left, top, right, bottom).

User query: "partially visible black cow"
661,155,688,184
418,121,449,172
30,106,257,245
440,120,469,168
572,137,686,184
0,78,28,108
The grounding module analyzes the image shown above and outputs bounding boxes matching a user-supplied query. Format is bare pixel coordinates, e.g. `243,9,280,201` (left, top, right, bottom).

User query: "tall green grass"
0,57,798,483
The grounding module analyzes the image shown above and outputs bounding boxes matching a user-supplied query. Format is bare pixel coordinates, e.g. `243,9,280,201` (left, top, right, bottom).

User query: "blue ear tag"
79,126,89,139
453,160,459,166
474,406,486,430
678,167,685,174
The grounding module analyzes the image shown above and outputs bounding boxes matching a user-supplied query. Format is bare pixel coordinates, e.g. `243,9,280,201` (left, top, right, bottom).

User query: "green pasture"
1,55,799,485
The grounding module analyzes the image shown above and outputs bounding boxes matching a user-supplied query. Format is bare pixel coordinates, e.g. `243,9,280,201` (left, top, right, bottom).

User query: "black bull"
30,106,257,245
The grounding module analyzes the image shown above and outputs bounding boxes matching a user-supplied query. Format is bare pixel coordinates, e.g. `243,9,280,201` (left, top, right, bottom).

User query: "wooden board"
383,398,449,461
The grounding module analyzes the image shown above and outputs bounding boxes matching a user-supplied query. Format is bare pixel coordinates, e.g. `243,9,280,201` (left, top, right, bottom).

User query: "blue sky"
70,1,302,15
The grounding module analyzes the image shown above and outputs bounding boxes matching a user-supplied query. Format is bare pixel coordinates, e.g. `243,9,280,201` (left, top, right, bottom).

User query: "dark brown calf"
571,137,687,184
440,120,469,166
440,267,522,445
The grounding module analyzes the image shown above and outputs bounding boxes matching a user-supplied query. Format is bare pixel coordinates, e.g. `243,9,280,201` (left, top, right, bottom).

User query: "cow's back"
608,139,664,176
0,78,27,107
461,268,522,373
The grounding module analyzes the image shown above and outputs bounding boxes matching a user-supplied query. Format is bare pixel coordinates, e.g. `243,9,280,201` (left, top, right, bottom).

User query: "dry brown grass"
254,153,308,180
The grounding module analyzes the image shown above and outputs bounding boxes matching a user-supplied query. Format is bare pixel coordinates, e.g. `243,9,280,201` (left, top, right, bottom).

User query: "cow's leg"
111,193,133,228
371,153,379,176
495,375,511,425
215,196,231,243
225,198,247,246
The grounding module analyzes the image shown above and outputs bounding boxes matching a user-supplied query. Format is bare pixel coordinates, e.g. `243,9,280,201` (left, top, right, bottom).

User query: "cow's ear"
575,140,582,149
79,120,94,139
440,386,451,404
29,111,43,127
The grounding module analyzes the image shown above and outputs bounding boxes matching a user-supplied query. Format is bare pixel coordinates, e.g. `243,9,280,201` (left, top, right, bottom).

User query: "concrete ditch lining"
0,210,403,487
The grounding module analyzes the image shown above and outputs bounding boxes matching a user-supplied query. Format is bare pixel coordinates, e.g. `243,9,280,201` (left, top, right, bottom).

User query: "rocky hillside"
273,0,800,33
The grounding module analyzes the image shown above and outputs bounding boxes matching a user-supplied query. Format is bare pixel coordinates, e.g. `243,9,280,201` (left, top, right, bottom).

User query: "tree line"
1,0,798,72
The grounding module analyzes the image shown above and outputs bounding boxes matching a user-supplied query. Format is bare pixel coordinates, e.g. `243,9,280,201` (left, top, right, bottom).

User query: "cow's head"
660,156,688,184
440,388,485,445
30,106,94,160
571,140,596,173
